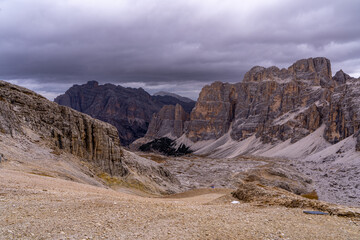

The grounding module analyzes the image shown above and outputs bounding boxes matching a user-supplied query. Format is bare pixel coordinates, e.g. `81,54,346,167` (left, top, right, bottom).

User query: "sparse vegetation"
301,190,319,200
96,172,149,192
97,172,123,185
139,137,192,156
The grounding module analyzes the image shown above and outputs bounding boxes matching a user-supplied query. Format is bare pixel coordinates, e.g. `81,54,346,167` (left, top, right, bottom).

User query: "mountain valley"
1,57,360,239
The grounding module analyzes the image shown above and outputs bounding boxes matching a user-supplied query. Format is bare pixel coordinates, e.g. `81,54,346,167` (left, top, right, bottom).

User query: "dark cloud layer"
0,0,360,99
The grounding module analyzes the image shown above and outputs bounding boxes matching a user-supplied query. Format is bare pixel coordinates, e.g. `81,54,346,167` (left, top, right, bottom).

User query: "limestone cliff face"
325,77,360,144
145,104,189,139
0,80,125,176
288,57,333,87
0,81,181,193
186,82,238,141
143,57,360,152
187,57,335,144
231,58,332,143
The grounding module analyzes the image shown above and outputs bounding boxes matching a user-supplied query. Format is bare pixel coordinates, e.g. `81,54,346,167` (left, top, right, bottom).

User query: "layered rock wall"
0,81,125,176
146,104,189,139
143,57,360,151
186,82,239,141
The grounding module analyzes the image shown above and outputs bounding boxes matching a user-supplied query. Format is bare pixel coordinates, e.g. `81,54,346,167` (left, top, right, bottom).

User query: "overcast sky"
1,0,360,100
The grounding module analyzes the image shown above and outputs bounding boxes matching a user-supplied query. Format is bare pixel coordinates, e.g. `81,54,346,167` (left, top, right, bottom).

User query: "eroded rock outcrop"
143,57,360,152
146,104,189,139
232,182,360,217
0,81,125,176
186,82,239,141
325,77,360,144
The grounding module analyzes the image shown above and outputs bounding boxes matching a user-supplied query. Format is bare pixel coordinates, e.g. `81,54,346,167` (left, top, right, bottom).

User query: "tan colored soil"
1,168,359,240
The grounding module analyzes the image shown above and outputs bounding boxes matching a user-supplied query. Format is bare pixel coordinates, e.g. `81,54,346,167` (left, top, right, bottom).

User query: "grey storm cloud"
0,0,360,99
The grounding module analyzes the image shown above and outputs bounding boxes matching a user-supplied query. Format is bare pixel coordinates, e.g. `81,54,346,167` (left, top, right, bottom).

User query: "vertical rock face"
54,82,160,146
55,81,195,145
0,81,126,176
325,77,360,144
288,57,333,87
231,59,331,143
186,82,239,141
356,130,360,151
143,57,360,152
145,104,189,139
174,104,189,137
185,57,335,144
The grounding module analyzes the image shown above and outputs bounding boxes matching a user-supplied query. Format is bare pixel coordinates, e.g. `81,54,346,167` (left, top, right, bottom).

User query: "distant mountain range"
54,81,195,145
153,91,195,103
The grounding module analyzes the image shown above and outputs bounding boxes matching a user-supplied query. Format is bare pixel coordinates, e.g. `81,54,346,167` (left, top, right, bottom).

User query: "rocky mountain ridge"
0,80,180,194
54,81,195,145
153,91,194,103
141,57,360,152
135,57,360,205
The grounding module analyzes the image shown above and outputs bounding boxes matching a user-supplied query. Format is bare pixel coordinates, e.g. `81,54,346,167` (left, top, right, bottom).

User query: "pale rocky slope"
0,80,180,194
137,57,360,206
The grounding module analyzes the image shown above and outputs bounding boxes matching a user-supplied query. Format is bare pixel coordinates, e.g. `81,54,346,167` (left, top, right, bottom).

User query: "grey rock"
145,104,190,139
333,70,351,85
143,57,360,153
0,80,180,193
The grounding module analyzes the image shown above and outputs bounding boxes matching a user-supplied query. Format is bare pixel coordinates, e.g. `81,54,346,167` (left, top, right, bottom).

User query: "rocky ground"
1,129,359,239
139,150,360,207
139,153,313,195
1,168,360,240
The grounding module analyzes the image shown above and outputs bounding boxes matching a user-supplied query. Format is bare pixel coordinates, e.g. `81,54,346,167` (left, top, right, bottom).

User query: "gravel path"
1,168,359,240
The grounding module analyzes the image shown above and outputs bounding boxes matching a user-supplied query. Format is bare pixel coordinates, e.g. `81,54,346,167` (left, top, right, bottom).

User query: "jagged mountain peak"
141,57,360,150
55,81,195,145
333,69,352,84
243,57,333,85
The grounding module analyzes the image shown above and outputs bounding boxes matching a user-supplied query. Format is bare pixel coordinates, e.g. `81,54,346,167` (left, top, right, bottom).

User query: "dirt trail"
161,188,233,204
1,168,360,240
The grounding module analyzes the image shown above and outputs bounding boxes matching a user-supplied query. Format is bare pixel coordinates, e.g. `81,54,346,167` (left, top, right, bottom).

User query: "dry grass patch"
301,190,319,200
96,172,149,193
